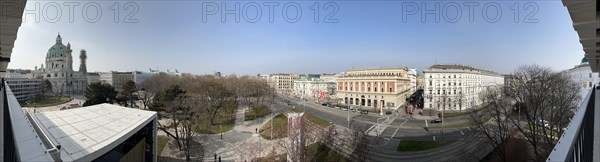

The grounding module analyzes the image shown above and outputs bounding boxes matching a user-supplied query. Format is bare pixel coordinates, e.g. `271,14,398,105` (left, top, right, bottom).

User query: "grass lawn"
157,136,169,156
289,108,331,128
305,113,331,128
441,105,488,118
245,104,272,121
396,140,455,151
192,120,235,134
260,114,288,140
22,96,71,107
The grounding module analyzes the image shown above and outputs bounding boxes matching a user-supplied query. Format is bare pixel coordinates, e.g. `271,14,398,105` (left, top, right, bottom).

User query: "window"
429,81,432,86
590,82,592,88
389,88,392,92
454,75,456,78
590,73,592,78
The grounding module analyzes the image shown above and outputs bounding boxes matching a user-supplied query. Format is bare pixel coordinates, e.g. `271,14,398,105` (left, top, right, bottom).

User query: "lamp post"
271,113,273,140
347,99,351,128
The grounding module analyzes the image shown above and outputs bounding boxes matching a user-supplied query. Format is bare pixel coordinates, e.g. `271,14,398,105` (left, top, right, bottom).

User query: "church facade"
32,34,88,95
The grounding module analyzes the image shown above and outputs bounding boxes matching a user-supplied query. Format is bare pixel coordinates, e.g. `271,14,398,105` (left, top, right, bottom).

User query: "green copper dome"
46,34,69,59
582,56,589,64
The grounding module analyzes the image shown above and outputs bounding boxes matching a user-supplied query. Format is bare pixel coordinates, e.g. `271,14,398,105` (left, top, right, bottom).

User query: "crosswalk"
367,115,397,136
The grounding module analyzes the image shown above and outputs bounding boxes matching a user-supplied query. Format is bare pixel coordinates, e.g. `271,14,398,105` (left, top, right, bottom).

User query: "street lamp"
271,113,273,140
347,100,351,128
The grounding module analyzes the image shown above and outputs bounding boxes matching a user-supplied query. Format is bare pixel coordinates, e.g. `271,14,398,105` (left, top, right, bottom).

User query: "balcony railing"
546,86,599,162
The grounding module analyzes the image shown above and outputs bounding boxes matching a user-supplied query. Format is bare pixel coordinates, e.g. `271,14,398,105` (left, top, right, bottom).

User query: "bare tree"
346,125,371,161
503,65,580,160
469,86,512,162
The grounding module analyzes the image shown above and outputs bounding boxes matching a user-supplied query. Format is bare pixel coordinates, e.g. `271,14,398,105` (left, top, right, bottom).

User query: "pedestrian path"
236,106,246,125
201,107,286,161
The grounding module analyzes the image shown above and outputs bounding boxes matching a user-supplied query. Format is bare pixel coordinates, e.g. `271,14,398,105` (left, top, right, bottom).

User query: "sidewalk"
200,106,285,161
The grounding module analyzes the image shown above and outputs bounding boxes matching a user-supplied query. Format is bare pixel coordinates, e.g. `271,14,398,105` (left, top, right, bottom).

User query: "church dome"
582,56,589,64
46,33,69,59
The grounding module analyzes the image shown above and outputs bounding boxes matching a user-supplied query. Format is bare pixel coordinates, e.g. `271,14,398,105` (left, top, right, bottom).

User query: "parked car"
430,119,442,123
360,110,369,114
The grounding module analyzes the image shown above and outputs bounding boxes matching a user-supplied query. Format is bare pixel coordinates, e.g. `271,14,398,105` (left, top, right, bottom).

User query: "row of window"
349,72,403,77
429,89,463,95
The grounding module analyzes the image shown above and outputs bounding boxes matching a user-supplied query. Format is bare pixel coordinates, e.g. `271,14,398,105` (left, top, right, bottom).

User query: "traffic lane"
378,126,472,140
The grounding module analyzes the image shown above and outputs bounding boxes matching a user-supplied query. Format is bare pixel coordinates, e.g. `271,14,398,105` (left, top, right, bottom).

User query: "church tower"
79,49,87,73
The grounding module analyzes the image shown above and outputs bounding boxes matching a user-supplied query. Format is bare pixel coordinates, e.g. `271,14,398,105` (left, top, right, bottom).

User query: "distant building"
31,34,88,95
5,78,43,102
408,68,418,94
416,75,425,90
256,74,270,80
100,71,134,89
503,74,518,93
423,64,504,112
320,73,337,82
269,73,300,95
336,67,412,113
87,72,101,84
133,70,156,86
3,69,43,102
566,57,599,105
292,76,336,101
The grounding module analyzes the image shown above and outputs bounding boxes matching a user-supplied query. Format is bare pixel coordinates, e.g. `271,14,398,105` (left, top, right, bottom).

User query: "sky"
9,0,584,75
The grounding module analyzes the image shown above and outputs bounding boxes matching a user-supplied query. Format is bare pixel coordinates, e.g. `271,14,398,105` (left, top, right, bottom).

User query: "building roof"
348,66,408,71
33,103,156,161
46,34,70,59
426,64,500,75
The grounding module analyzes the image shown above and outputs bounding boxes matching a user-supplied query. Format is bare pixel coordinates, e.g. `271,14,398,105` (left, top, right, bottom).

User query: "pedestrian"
255,128,258,133
218,156,221,162
214,153,217,161
220,133,223,139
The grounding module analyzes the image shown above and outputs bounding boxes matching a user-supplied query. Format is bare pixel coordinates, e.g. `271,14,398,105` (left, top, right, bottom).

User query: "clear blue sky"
9,1,584,75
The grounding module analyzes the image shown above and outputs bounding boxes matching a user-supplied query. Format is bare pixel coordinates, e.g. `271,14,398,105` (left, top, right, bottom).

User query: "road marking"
460,131,464,135
391,128,400,138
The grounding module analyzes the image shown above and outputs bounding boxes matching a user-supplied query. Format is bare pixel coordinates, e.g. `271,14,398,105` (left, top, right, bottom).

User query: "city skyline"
9,1,584,75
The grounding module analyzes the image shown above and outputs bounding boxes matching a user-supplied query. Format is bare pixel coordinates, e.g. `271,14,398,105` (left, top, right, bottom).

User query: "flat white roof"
33,103,156,161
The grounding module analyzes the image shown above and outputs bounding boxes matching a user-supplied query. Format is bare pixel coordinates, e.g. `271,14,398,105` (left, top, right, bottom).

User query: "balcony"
546,87,599,161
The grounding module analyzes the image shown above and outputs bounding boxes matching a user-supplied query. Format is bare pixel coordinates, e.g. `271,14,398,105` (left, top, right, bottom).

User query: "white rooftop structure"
32,103,157,161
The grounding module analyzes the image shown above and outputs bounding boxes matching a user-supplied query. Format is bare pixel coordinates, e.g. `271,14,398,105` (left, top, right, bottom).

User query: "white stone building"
31,34,88,95
408,68,417,94
423,64,504,112
269,73,300,95
292,77,336,101
566,57,599,105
